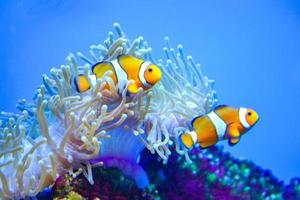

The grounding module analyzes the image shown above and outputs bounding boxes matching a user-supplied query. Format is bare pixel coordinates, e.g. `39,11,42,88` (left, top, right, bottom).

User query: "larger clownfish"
180,105,259,149
74,55,162,94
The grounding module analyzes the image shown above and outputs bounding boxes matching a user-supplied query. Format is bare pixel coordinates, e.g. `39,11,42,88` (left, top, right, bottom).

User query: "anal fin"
229,137,240,146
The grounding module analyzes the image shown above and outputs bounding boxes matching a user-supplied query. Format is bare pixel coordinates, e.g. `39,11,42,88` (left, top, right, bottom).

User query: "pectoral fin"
227,124,241,146
227,123,240,138
127,83,139,94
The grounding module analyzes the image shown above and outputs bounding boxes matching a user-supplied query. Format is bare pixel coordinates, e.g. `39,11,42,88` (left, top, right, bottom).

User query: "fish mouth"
254,115,260,125
247,116,259,131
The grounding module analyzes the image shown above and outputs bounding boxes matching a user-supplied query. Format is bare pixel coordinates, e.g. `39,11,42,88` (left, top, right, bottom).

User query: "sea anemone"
0,23,216,199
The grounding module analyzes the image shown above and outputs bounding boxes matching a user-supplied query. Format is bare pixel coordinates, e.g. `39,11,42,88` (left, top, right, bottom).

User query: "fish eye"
247,112,252,116
148,68,153,72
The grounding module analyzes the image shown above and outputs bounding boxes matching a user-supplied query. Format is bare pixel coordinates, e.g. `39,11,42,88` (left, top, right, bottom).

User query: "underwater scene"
0,1,300,199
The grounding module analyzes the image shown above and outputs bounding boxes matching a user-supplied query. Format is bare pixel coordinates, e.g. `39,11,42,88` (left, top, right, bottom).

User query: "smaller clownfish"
180,105,259,149
74,55,162,94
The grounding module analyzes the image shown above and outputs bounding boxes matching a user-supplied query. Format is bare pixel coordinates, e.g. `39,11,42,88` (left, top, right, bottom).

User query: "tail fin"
180,132,196,149
74,75,91,93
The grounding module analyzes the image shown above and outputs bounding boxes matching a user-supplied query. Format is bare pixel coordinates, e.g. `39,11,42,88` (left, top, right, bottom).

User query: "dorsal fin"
91,61,110,74
190,115,204,126
214,104,228,111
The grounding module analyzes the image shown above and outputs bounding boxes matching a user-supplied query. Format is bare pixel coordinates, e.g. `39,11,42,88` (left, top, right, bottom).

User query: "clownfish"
74,55,162,94
180,105,259,149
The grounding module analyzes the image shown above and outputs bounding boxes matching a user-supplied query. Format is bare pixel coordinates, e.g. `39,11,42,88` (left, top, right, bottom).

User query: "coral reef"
0,23,216,199
53,146,300,200
52,168,152,200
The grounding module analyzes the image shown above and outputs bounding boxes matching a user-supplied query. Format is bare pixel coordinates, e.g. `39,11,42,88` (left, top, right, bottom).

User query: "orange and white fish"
74,55,162,94
180,105,259,149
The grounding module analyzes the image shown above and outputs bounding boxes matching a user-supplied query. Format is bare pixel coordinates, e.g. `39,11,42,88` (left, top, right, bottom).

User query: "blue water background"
0,0,299,183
